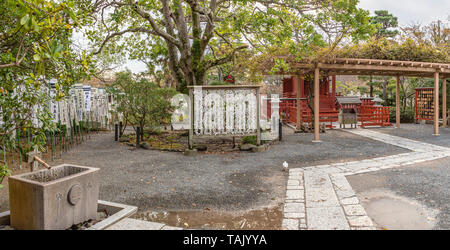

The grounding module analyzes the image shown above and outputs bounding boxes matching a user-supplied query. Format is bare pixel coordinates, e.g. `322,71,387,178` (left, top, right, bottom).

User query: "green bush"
0,164,12,189
209,80,233,86
108,71,178,132
390,107,416,123
242,135,257,145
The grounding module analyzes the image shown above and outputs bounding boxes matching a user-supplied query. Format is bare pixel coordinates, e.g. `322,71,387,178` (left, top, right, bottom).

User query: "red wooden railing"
359,106,391,128
279,96,339,128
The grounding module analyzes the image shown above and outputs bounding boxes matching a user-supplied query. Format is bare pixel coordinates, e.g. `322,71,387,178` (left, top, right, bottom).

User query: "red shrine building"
269,75,391,129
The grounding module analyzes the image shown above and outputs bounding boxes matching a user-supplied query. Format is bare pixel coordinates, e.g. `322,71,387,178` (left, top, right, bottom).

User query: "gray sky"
358,0,449,25
123,0,449,73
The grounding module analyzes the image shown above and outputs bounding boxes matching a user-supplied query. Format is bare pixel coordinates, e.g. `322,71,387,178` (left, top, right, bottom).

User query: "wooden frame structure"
187,85,261,149
279,75,339,129
266,58,450,141
415,87,435,121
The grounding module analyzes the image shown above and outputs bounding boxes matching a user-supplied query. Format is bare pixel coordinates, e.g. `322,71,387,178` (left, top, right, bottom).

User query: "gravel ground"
0,127,408,213
370,123,450,147
348,156,450,229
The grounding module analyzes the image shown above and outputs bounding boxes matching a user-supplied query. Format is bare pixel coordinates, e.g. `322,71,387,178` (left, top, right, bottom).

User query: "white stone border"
282,129,450,230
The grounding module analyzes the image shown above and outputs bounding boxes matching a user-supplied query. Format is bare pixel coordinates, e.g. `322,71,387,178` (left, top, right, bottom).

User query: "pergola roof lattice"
265,57,450,78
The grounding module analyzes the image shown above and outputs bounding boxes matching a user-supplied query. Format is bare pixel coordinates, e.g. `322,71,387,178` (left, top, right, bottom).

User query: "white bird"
282,161,288,171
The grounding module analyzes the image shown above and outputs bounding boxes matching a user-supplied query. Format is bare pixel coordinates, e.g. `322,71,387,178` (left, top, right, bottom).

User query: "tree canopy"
107,71,177,133
79,0,374,93
1,0,93,146
0,0,95,187
370,10,398,39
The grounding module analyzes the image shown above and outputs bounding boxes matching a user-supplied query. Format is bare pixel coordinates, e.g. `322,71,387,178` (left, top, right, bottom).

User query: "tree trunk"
218,68,223,82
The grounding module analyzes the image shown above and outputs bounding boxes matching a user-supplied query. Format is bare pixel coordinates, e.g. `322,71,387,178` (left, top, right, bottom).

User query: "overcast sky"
121,0,450,73
359,0,449,25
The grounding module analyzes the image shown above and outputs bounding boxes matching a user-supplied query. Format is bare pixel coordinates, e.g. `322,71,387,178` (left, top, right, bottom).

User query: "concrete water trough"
8,164,99,230
0,200,137,230
3,163,137,230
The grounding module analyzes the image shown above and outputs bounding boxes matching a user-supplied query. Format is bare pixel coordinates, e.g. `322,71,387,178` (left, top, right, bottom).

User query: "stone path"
282,129,450,230
106,218,183,230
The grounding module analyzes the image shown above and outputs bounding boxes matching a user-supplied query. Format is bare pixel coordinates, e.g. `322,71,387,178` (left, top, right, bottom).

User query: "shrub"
390,107,416,123
242,135,257,145
209,80,234,86
0,164,11,189
108,71,178,133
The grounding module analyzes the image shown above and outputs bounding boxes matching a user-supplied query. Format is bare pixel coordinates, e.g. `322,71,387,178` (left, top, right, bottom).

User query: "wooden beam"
316,63,441,75
265,58,450,78
396,76,401,128
256,87,261,145
313,67,320,142
434,71,440,135
188,88,194,149
296,75,302,130
333,58,449,68
332,75,336,99
443,78,447,127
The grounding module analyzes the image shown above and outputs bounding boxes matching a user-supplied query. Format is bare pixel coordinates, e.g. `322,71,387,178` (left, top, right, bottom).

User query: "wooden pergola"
271,58,450,142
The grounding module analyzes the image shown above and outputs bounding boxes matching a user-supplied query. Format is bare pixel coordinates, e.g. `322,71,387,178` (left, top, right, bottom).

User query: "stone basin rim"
0,200,137,230
8,164,100,186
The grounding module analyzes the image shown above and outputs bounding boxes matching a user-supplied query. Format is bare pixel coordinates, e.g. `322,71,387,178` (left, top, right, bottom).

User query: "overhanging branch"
205,44,248,69
93,27,156,55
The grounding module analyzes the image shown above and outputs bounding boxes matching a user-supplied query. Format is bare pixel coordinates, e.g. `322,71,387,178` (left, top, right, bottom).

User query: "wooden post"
396,76,401,128
17,129,22,169
114,124,118,141
59,123,62,158
28,148,40,172
415,90,419,122
313,67,320,142
443,78,447,127
279,118,282,141
296,75,302,130
50,131,54,161
188,88,194,149
332,75,336,99
256,87,261,146
434,71,440,135
292,76,297,94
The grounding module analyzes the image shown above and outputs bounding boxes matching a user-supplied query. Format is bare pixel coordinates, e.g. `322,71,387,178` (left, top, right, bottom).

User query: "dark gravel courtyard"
0,127,408,214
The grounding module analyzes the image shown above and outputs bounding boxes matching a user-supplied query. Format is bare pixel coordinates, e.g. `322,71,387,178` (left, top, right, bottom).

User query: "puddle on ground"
358,189,438,230
132,206,282,230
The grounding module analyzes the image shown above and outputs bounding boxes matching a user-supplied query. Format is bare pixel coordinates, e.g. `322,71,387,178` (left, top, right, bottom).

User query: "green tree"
371,10,399,39
365,10,399,97
0,0,93,187
80,0,373,93
108,71,177,137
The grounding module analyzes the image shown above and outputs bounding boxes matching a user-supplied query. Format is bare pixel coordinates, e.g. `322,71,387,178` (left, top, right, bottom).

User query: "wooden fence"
359,106,391,128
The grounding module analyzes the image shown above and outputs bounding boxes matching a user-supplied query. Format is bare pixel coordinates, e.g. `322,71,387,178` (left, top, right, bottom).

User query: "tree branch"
205,44,248,69
93,27,156,55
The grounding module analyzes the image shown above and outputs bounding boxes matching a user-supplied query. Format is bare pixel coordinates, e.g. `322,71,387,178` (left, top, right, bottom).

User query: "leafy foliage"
108,71,177,133
242,135,257,145
336,37,449,63
0,0,93,188
370,10,399,39
78,0,374,92
0,164,12,189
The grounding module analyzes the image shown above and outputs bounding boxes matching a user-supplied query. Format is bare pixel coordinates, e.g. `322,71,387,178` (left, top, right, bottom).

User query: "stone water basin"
8,164,99,230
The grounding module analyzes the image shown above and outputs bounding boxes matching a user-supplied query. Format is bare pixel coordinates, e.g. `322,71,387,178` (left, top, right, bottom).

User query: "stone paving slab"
281,129,450,230
305,187,340,208
106,218,182,230
306,207,350,230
